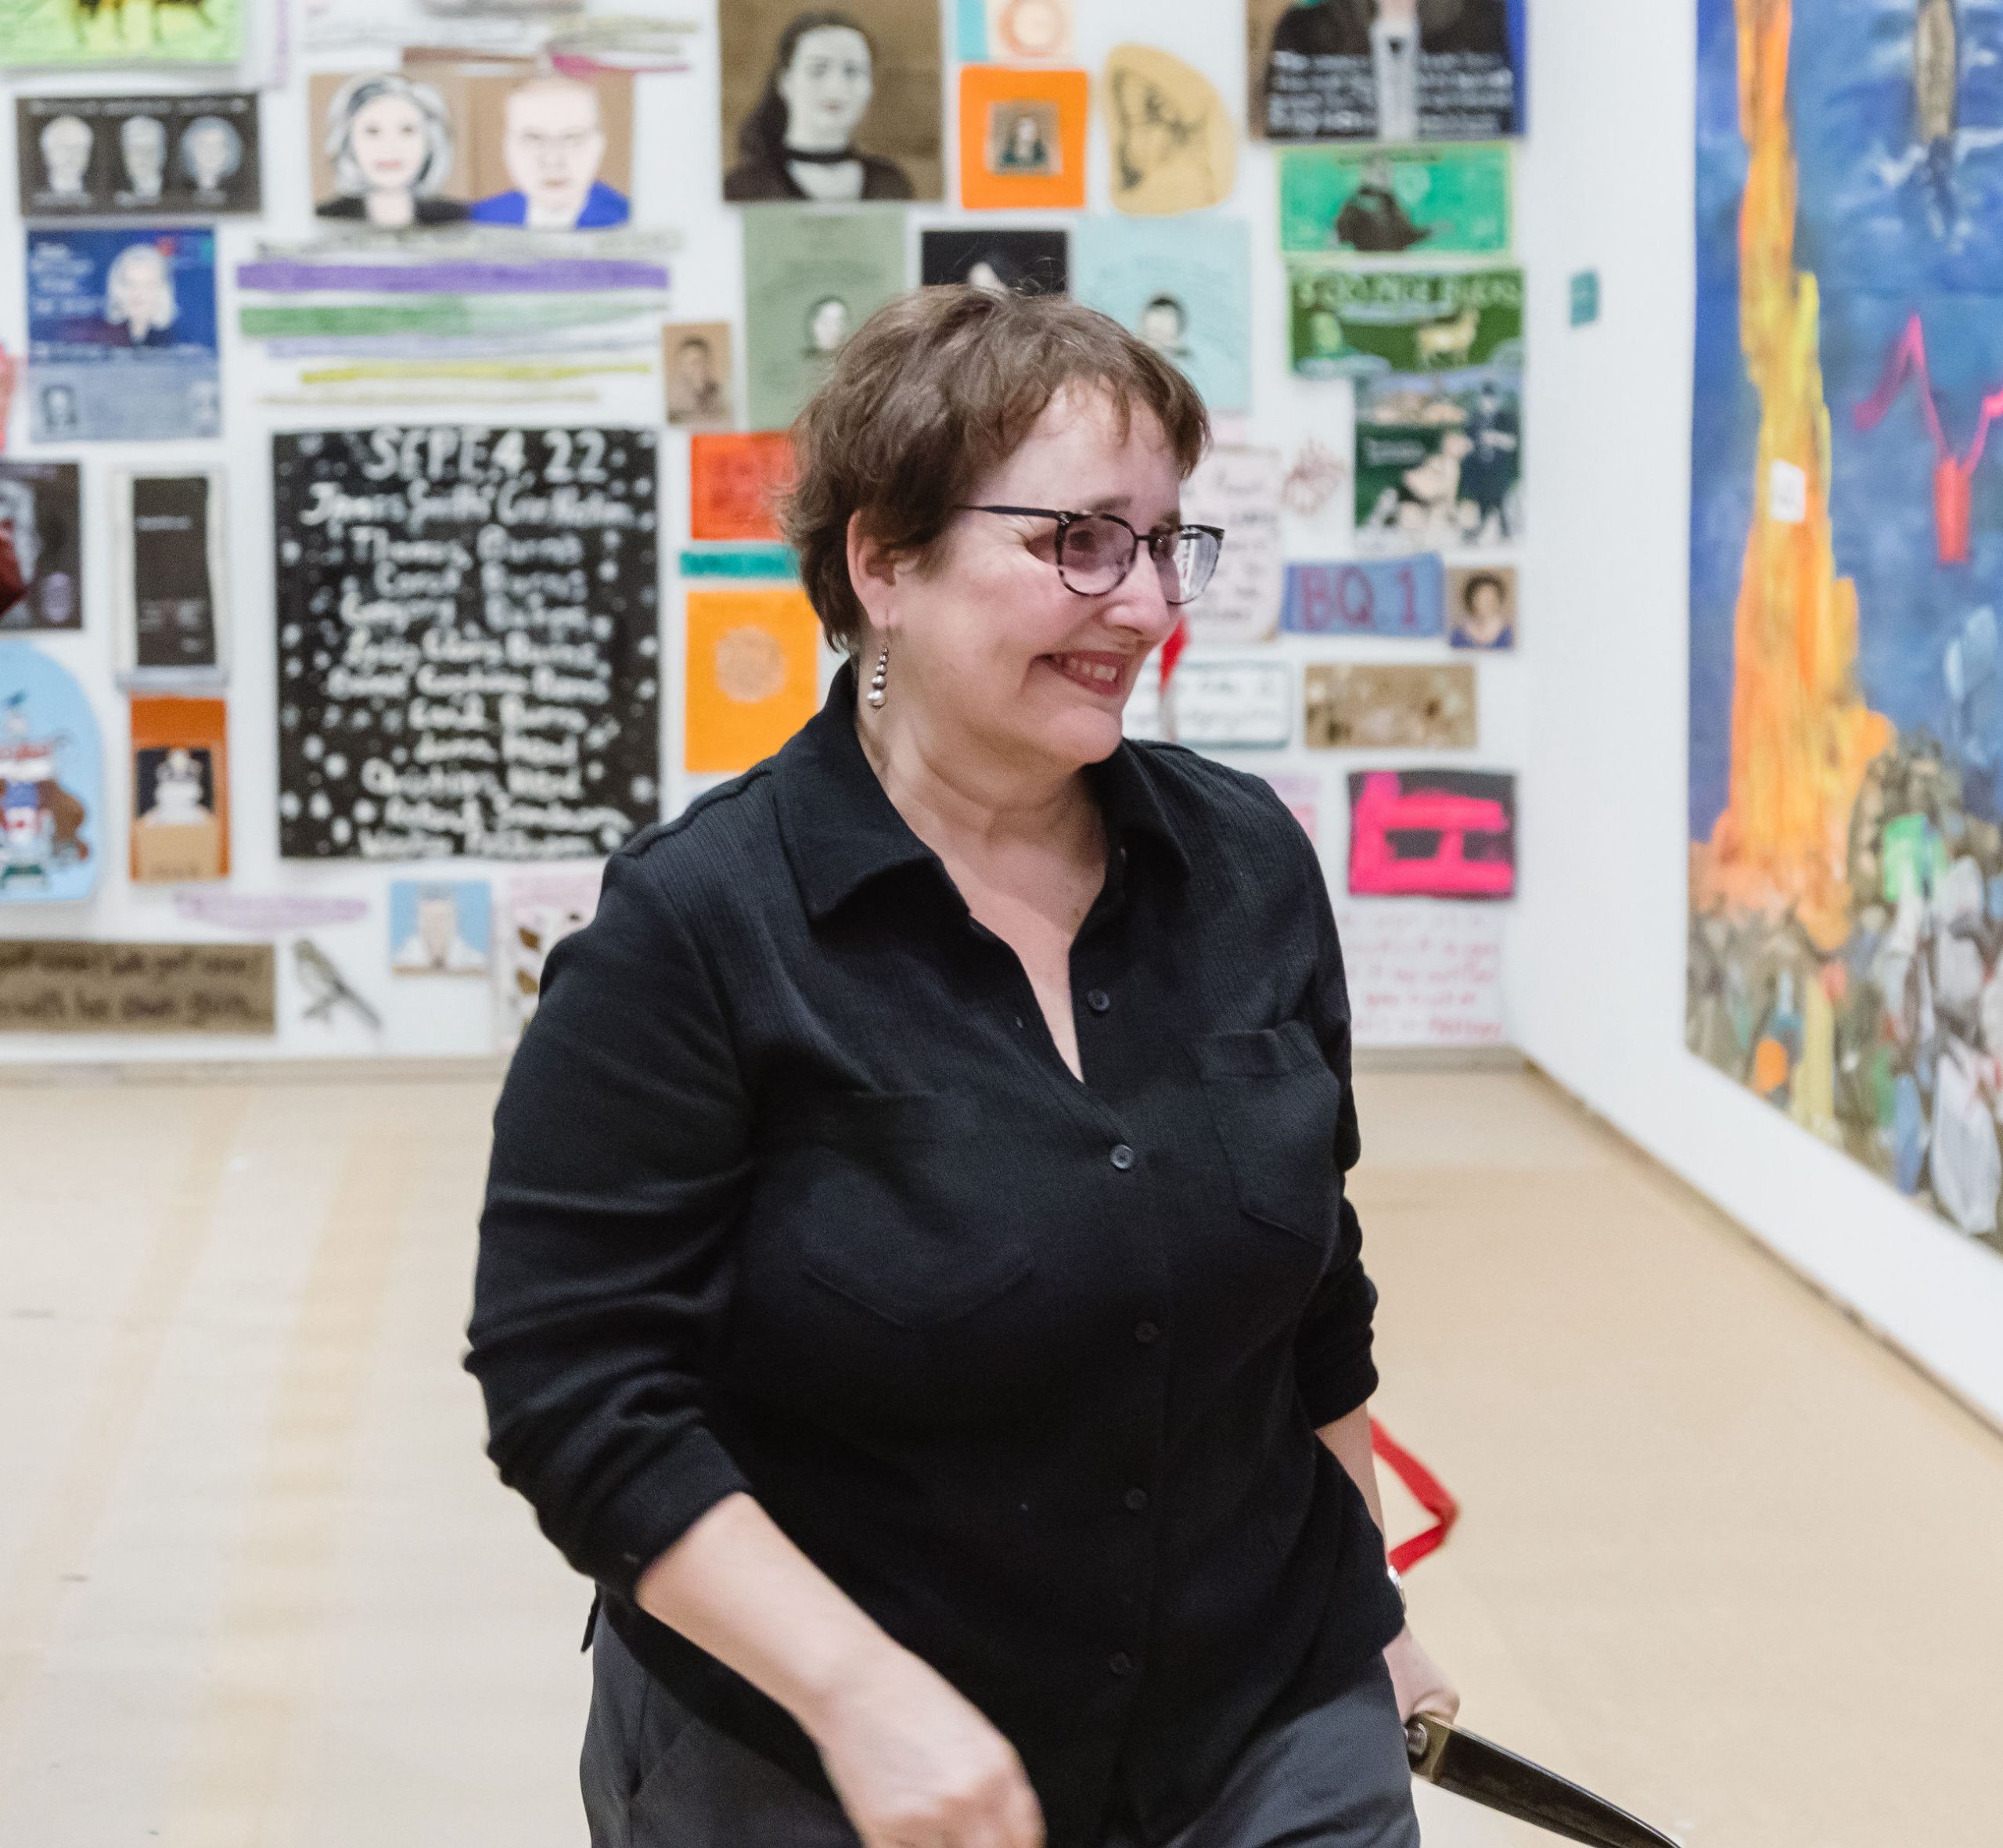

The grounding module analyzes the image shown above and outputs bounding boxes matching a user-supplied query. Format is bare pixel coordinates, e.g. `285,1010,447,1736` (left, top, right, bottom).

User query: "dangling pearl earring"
866,644,889,709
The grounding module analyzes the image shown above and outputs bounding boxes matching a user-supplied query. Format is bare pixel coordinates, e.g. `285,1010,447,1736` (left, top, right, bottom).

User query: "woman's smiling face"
351,93,428,190
778,26,874,148
858,386,1186,777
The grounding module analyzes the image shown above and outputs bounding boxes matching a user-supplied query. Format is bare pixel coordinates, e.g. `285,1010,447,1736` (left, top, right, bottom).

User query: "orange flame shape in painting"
1693,0,1893,950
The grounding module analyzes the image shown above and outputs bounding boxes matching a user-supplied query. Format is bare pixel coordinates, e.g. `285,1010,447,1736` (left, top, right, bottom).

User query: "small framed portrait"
1447,565,1517,651
920,228,1068,296
309,67,472,229
987,100,1059,177
959,65,1088,209
663,321,735,429
390,879,493,976
0,462,83,634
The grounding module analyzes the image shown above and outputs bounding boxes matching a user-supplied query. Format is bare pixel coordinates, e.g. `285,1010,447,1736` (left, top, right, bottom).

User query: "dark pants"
581,1619,1421,1848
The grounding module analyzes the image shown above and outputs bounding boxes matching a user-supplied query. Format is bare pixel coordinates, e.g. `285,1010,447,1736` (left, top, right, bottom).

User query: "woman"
469,287,1457,1848
316,71,466,228
725,9,915,202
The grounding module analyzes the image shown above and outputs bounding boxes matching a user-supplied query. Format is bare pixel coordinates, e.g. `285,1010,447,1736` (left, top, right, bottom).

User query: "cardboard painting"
1289,264,1523,379
1347,768,1515,900
1278,143,1510,255
0,941,274,1037
27,227,221,444
1180,444,1284,643
743,207,907,430
920,228,1068,296
1335,901,1504,1048
16,94,262,220
499,866,602,1047
272,426,661,862
958,66,1090,210
1447,564,1516,649
308,67,476,228
310,63,632,232
720,0,943,203
1073,216,1253,415
1247,0,1525,142
0,462,82,635
1127,660,1293,750
690,433,796,541
1102,43,1235,217
664,322,735,429
0,642,102,905
685,587,822,774
390,879,492,975
1282,555,1444,636
1356,369,1521,551
1304,663,1476,750
129,695,228,884
112,467,228,685
0,0,245,65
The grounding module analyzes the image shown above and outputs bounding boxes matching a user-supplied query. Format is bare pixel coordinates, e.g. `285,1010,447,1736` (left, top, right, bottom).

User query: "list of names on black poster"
271,426,660,862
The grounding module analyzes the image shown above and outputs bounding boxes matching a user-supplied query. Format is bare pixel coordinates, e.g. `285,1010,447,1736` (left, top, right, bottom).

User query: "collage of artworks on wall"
0,0,1527,1056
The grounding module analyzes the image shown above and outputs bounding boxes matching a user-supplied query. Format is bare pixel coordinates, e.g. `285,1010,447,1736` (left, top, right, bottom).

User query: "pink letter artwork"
1346,769,1516,901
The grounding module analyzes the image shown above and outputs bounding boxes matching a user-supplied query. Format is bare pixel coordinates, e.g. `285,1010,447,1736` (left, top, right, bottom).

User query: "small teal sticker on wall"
1570,270,1601,327
956,0,987,58
679,546,799,580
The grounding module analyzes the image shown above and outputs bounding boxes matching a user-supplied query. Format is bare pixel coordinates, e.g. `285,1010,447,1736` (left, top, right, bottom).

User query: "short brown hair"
780,286,1212,650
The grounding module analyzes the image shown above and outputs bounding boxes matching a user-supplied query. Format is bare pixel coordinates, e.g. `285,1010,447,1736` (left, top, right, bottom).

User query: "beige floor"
0,1068,1997,1848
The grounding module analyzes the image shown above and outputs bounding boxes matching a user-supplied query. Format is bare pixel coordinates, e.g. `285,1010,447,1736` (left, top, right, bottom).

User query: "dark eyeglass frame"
956,504,1226,606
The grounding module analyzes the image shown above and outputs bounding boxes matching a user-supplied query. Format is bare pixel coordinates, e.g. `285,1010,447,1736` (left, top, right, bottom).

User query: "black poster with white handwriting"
272,426,660,862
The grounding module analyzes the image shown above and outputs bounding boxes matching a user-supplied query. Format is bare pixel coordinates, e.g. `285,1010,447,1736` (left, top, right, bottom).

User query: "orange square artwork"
689,432,796,541
958,66,1089,210
684,587,822,774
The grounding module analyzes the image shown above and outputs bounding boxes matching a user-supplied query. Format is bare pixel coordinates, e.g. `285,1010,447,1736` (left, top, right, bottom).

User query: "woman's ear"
846,511,903,635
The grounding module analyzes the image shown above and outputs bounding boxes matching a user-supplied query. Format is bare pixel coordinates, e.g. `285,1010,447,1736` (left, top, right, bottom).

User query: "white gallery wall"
1510,0,2003,1427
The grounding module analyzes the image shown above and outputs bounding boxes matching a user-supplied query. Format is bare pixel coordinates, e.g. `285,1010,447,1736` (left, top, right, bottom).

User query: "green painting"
1278,144,1512,257
1289,264,1523,379
0,0,244,64
742,207,908,432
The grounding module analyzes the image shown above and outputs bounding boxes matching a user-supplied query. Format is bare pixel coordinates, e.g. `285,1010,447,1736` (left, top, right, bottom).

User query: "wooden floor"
1,1068,1998,1847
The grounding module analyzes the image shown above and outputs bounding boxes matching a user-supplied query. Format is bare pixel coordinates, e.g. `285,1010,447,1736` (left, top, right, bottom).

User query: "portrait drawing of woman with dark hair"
725,9,915,203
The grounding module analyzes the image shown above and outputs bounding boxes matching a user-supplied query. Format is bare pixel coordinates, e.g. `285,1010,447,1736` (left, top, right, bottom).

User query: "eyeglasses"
957,505,1225,605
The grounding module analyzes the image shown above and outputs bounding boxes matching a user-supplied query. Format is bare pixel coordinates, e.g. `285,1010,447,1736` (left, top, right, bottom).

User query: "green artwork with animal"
0,0,244,63
1278,144,1512,257
1288,264,1523,379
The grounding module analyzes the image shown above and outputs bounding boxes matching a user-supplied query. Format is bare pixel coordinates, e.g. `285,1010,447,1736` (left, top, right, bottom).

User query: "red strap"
1370,1418,1459,1573
1158,616,1188,689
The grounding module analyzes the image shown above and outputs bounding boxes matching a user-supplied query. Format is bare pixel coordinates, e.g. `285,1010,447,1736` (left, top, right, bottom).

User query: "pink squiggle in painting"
1854,313,2003,565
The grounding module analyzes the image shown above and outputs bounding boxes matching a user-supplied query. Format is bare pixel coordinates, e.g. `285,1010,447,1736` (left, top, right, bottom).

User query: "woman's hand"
1383,1623,1460,1725
804,1639,1045,1848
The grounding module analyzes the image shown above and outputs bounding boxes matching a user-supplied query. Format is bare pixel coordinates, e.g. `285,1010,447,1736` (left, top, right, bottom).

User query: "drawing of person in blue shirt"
469,76,630,232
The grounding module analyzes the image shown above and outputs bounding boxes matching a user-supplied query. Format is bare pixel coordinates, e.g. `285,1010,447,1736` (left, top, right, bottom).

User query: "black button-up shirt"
468,662,1404,1847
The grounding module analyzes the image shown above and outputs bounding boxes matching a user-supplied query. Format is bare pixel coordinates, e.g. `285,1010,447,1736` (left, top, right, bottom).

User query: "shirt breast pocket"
1193,1022,1344,1251
793,1091,1034,1329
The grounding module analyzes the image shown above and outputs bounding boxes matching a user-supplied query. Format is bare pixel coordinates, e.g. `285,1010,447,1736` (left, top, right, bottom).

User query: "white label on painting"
1181,444,1284,644
1336,903,1505,1048
1768,458,1807,524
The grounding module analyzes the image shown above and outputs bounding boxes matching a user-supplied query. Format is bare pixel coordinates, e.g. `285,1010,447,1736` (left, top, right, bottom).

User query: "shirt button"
1109,1652,1135,1677
1134,1320,1160,1345
1124,1487,1149,1513
1109,1143,1135,1171
1086,988,1112,1014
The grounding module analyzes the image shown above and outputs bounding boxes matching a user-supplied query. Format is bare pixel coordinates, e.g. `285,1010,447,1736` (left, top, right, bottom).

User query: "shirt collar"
773,658,1192,923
